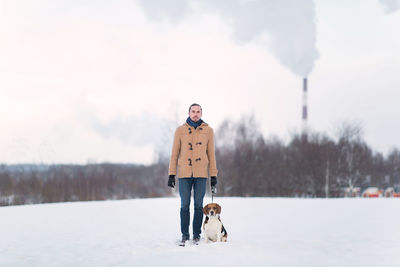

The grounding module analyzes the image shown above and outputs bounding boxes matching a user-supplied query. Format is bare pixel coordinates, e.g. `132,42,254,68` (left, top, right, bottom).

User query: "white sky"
0,0,399,164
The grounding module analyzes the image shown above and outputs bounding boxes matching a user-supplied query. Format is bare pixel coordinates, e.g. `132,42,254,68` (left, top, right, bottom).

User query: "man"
168,103,218,245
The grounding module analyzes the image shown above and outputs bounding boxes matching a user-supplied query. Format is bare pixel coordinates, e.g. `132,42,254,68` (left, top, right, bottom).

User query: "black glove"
168,175,175,188
211,176,217,194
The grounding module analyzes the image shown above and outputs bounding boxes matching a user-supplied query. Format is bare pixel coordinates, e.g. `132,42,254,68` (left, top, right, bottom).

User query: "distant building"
344,187,360,197
384,187,394,197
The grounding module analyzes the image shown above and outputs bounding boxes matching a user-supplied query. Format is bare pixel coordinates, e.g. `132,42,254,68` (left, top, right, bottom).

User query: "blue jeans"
178,177,207,239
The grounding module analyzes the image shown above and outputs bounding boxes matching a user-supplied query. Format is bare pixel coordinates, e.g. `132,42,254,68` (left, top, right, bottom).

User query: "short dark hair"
188,103,202,113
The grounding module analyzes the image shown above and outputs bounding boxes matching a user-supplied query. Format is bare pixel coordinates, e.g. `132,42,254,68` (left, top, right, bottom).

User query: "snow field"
1,197,399,267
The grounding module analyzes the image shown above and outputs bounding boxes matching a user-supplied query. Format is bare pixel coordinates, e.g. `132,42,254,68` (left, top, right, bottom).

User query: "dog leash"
211,187,216,203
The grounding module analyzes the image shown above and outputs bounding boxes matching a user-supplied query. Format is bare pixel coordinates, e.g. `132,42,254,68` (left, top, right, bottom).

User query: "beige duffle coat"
168,122,218,178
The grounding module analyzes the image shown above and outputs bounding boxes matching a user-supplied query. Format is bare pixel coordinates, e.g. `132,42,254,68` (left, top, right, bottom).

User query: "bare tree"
334,121,372,192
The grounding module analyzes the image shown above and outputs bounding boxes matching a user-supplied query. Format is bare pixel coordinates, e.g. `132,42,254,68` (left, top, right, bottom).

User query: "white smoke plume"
139,0,319,77
379,0,400,13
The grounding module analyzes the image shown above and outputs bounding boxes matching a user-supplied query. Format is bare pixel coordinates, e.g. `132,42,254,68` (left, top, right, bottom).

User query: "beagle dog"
202,203,228,243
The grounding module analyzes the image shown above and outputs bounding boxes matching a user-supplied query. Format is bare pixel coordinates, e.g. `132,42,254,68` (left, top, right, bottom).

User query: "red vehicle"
362,187,383,198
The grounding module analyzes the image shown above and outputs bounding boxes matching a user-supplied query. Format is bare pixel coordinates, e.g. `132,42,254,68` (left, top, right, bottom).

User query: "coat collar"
183,121,208,127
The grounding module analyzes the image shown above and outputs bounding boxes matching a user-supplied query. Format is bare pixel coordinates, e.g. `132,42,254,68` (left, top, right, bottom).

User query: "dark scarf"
186,117,204,129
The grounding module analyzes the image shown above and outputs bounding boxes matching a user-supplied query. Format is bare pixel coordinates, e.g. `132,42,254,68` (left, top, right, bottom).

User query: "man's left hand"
211,176,217,194
211,176,217,187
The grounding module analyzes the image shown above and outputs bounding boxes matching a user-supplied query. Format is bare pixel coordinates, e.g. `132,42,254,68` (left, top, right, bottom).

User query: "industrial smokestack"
302,77,308,134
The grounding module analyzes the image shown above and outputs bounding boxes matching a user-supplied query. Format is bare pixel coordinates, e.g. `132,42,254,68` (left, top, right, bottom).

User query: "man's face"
189,105,202,122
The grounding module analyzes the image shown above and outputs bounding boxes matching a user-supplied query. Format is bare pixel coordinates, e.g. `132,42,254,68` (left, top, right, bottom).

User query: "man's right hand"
168,175,175,188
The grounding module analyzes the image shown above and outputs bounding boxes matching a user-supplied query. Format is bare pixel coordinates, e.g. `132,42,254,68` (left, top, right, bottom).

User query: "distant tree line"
215,117,400,197
0,162,168,206
1,116,400,206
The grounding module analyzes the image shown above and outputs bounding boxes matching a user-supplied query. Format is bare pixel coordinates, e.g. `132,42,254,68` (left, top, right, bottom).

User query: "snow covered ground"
1,197,399,267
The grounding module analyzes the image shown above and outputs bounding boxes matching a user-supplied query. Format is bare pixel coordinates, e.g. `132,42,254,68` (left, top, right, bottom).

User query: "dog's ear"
203,204,209,215
216,203,221,214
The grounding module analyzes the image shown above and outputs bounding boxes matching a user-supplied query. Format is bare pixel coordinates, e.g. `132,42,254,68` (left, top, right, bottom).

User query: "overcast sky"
1,0,399,165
